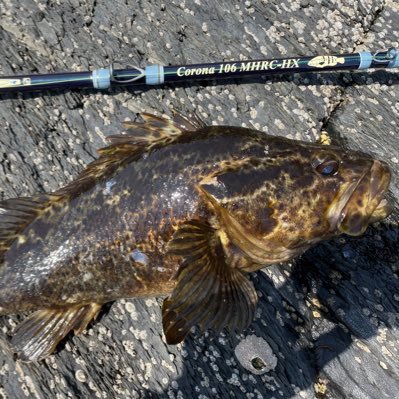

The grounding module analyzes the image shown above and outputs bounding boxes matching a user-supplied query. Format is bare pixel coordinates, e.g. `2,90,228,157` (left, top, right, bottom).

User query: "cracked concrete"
0,1,398,398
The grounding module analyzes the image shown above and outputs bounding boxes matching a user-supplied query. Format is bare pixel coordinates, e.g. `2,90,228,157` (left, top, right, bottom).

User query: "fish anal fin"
11,303,102,362
72,303,102,335
162,220,258,345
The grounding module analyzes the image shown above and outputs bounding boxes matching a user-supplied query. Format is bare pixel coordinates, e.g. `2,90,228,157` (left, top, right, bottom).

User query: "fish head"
202,136,392,263
269,144,392,243
263,143,392,248
323,149,392,236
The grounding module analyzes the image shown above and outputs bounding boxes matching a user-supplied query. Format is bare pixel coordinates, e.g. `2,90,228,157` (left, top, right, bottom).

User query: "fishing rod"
0,48,398,94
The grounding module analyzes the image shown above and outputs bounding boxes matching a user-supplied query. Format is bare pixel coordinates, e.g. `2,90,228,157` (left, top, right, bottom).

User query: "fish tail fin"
106,110,205,149
11,303,102,362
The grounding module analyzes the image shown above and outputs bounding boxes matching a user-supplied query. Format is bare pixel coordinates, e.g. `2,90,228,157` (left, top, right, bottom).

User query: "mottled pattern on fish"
0,112,392,361
0,127,294,310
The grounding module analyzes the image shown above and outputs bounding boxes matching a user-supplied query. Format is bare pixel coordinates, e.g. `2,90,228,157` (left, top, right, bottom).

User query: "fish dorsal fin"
56,112,202,198
162,220,258,344
54,142,141,197
171,110,205,131
107,111,203,147
11,303,101,361
0,147,143,253
0,195,59,257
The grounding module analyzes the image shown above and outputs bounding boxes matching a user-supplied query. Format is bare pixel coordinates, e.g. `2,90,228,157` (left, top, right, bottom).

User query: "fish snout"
338,159,392,236
368,160,393,222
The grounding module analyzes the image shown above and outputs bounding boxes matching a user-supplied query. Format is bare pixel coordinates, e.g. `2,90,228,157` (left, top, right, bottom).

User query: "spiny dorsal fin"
107,111,203,148
171,110,204,131
11,303,101,362
56,112,201,197
54,143,141,197
162,220,258,345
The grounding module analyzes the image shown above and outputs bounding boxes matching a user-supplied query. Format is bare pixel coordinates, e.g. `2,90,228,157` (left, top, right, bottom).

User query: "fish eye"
313,159,339,176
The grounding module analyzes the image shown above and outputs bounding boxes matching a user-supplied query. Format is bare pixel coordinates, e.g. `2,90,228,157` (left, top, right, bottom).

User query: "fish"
308,55,346,68
0,112,392,361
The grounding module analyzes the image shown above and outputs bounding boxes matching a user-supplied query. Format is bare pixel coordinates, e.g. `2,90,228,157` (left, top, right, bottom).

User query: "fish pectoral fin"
162,219,258,345
11,303,101,362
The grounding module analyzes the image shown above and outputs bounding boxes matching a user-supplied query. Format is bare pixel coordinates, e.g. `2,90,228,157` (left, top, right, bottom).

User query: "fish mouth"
331,160,392,236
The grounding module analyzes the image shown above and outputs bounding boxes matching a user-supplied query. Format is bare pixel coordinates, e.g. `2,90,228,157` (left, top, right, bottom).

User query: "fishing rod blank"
0,48,398,93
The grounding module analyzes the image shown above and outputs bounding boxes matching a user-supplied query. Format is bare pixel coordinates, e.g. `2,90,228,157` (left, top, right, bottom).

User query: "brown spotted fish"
0,113,392,361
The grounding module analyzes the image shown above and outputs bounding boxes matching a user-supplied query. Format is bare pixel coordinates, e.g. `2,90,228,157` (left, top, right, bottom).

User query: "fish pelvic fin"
0,195,60,259
162,219,258,345
11,303,101,362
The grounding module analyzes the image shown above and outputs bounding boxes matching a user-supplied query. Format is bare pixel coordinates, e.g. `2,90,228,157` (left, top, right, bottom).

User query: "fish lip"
336,160,392,235
327,172,366,230
369,198,393,222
